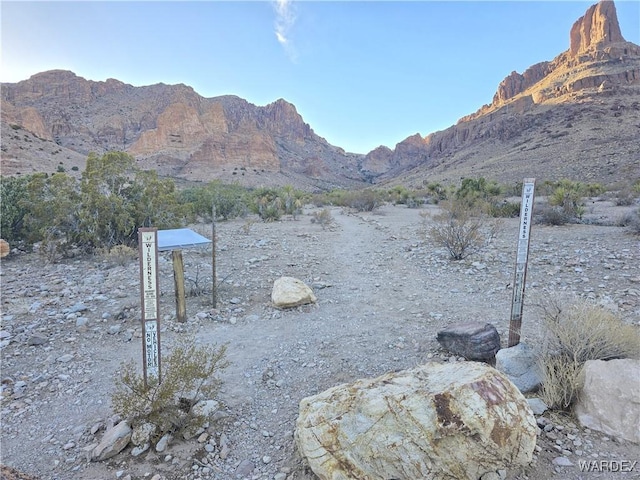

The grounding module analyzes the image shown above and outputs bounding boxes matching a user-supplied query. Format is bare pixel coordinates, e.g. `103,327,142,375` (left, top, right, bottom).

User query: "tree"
77,152,137,248
0,175,30,242
21,172,81,249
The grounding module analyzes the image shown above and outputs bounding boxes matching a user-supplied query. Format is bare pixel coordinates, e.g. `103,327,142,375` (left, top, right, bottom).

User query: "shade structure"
157,228,211,251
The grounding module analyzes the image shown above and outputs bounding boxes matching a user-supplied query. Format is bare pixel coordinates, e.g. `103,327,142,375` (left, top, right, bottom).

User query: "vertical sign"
508,179,536,347
138,228,161,385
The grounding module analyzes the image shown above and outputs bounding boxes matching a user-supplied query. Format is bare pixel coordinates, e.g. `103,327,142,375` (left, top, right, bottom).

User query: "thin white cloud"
273,0,297,60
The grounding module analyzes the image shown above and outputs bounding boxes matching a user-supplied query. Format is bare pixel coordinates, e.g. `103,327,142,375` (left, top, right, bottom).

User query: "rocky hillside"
365,0,640,187
1,0,638,189
1,72,365,190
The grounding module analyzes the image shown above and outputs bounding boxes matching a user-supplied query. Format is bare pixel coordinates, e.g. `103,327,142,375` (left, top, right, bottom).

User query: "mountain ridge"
2,0,639,188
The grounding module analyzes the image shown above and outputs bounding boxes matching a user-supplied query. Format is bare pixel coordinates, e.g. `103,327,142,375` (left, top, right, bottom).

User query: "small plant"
111,340,228,441
239,218,256,235
488,201,521,218
534,204,572,226
99,244,137,267
425,200,499,260
617,208,640,235
310,208,334,229
538,298,640,410
549,185,584,221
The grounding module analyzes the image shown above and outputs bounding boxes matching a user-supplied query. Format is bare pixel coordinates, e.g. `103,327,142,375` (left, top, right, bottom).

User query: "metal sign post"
139,227,161,386
508,179,536,347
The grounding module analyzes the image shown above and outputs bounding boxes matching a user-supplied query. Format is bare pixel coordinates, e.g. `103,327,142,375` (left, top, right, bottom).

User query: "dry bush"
617,208,640,235
112,339,228,441
538,298,640,410
310,208,333,229
99,244,138,266
424,200,500,260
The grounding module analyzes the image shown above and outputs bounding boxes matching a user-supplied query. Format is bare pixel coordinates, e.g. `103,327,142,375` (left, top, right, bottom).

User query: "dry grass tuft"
538,298,640,410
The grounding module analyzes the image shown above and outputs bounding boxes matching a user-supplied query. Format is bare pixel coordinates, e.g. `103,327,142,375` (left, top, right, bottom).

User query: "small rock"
108,325,121,335
527,398,548,415
130,444,149,457
155,433,173,453
235,459,254,476
552,456,573,467
27,334,48,346
68,302,88,313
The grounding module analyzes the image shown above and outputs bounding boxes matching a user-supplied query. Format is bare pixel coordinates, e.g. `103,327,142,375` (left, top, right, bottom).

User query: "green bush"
344,189,384,212
8,152,188,255
538,299,640,410
0,175,30,242
488,201,521,218
250,185,305,221
549,186,584,221
112,340,228,440
181,181,250,221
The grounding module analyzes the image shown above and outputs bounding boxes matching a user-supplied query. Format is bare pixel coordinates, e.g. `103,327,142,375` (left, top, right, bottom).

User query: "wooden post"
508,179,536,347
212,205,217,308
172,249,187,323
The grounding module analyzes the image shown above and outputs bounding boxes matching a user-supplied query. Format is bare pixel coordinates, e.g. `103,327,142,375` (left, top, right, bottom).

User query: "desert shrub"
181,181,250,221
424,199,499,260
99,244,138,267
609,178,640,206
310,208,333,229
534,204,573,226
617,208,640,234
539,179,604,198
424,182,449,203
548,185,584,220
455,177,502,207
488,201,521,218
344,189,385,212
250,186,305,221
538,299,640,410
112,340,228,440
252,188,283,221
387,185,421,207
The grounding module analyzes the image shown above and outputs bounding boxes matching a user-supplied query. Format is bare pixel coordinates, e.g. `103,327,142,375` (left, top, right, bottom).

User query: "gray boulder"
436,322,501,361
495,342,542,393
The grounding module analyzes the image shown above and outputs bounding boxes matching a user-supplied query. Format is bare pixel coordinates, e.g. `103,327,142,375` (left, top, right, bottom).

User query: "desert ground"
1,200,639,480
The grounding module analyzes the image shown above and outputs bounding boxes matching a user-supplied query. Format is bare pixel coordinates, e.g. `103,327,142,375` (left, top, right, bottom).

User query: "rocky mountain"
1,71,365,190
1,0,638,189
364,0,640,187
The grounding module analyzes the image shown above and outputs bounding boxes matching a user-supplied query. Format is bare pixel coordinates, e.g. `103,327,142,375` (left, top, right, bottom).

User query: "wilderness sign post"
508,178,536,347
138,227,161,386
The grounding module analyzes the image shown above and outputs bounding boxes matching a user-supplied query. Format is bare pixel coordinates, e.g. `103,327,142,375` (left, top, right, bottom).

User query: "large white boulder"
271,276,317,308
575,358,640,444
295,362,537,480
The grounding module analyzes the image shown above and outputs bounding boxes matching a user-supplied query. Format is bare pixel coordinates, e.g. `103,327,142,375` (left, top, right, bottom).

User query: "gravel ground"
1,201,639,480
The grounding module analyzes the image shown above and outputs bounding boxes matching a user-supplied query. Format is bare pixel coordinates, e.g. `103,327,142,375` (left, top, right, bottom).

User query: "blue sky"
2,1,639,154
